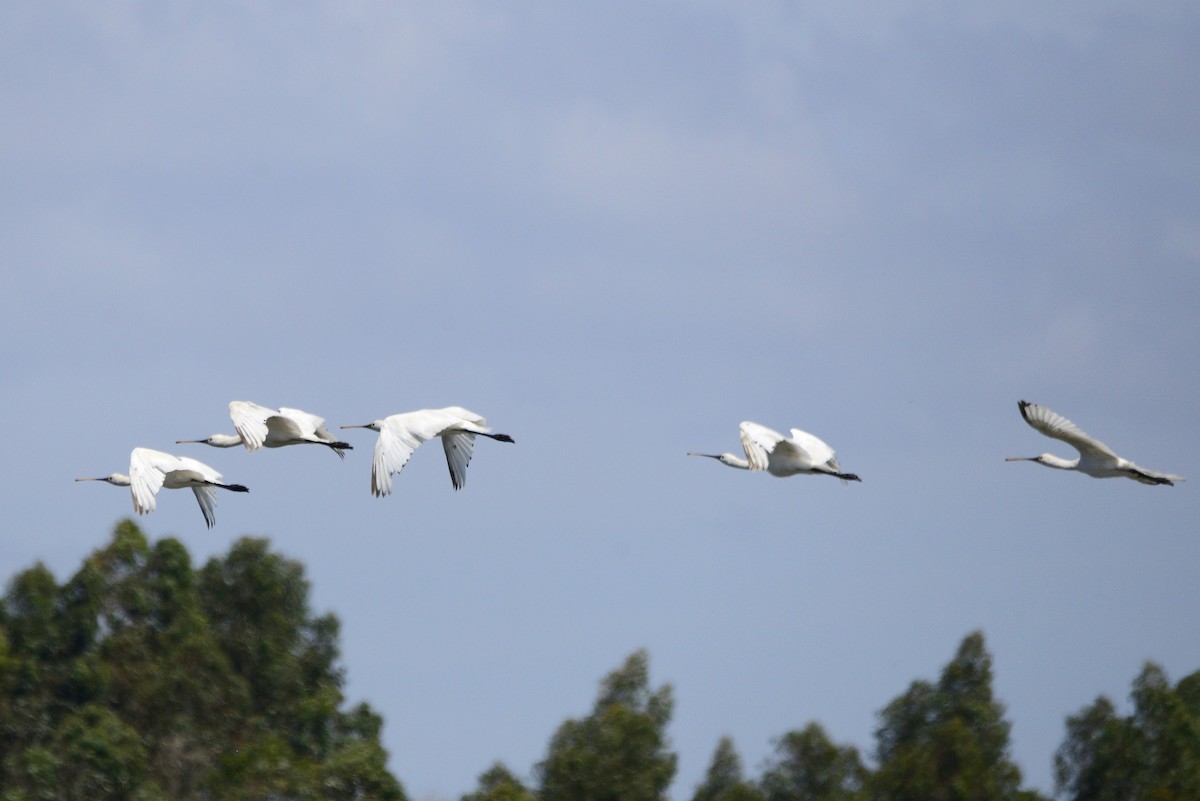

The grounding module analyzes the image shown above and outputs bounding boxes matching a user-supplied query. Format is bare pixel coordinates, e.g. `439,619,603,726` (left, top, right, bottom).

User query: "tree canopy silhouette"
0,519,404,801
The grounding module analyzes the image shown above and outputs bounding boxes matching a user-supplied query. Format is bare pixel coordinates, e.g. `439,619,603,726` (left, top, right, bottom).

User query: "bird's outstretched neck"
687,452,749,470
75,474,131,487
177,434,243,448
1006,454,1077,470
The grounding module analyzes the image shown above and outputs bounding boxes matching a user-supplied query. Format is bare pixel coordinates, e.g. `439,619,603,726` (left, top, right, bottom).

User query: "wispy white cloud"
0,1,502,170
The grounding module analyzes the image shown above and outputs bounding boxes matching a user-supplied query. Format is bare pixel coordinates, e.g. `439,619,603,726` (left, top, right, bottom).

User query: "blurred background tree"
4,524,1196,801
0,519,404,801
537,649,676,801
760,723,865,801
461,762,538,801
1054,662,1200,801
691,736,764,801
868,631,1045,801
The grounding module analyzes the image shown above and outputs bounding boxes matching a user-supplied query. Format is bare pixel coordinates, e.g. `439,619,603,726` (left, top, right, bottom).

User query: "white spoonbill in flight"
76,447,249,528
689,421,861,482
1006,400,1183,486
177,401,352,459
340,406,515,496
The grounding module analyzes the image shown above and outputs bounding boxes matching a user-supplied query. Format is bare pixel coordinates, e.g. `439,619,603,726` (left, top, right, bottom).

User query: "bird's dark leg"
324,441,353,459
1130,469,1173,486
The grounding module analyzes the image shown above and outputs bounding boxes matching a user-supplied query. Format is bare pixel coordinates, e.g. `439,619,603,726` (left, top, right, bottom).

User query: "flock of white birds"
76,399,1184,529
76,402,515,528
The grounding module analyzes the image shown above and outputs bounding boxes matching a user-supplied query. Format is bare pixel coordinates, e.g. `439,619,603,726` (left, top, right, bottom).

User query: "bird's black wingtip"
1143,474,1176,487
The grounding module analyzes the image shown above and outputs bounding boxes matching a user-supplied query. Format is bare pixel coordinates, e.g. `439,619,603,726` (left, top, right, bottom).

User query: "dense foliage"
4,522,1198,800
537,649,677,801
0,520,403,801
1054,662,1200,801
467,633,1057,801
869,631,1030,801
691,735,762,801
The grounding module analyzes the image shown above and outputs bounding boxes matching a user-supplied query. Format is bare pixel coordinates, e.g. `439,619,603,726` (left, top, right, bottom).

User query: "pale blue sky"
2,3,1198,799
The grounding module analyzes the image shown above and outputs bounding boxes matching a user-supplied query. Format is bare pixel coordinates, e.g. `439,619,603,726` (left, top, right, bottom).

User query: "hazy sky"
2,2,1198,799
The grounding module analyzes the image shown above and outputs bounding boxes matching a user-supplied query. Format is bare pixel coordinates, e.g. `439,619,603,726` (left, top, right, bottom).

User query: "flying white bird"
689,421,861,482
1007,400,1184,486
76,447,249,528
340,406,514,496
177,401,352,459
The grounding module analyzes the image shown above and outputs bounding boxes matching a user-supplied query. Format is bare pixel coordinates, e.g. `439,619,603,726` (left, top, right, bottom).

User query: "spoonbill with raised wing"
1006,400,1183,486
689,421,861,482
341,406,514,495
77,447,249,527
178,401,352,459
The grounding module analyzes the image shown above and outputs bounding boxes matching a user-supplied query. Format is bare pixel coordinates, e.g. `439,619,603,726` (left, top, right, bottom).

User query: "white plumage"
76,447,249,528
689,421,861,482
341,406,514,496
177,400,352,459
1007,400,1183,486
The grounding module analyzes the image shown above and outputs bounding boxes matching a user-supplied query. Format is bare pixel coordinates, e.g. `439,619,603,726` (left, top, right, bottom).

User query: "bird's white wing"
439,406,488,429
262,415,309,445
282,408,348,457
788,428,836,467
191,486,218,528
371,417,428,497
129,448,168,515
311,421,340,443
738,421,783,472
230,401,277,451
171,454,224,483
370,409,488,495
441,432,477,490
278,407,325,438
1019,401,1118,461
